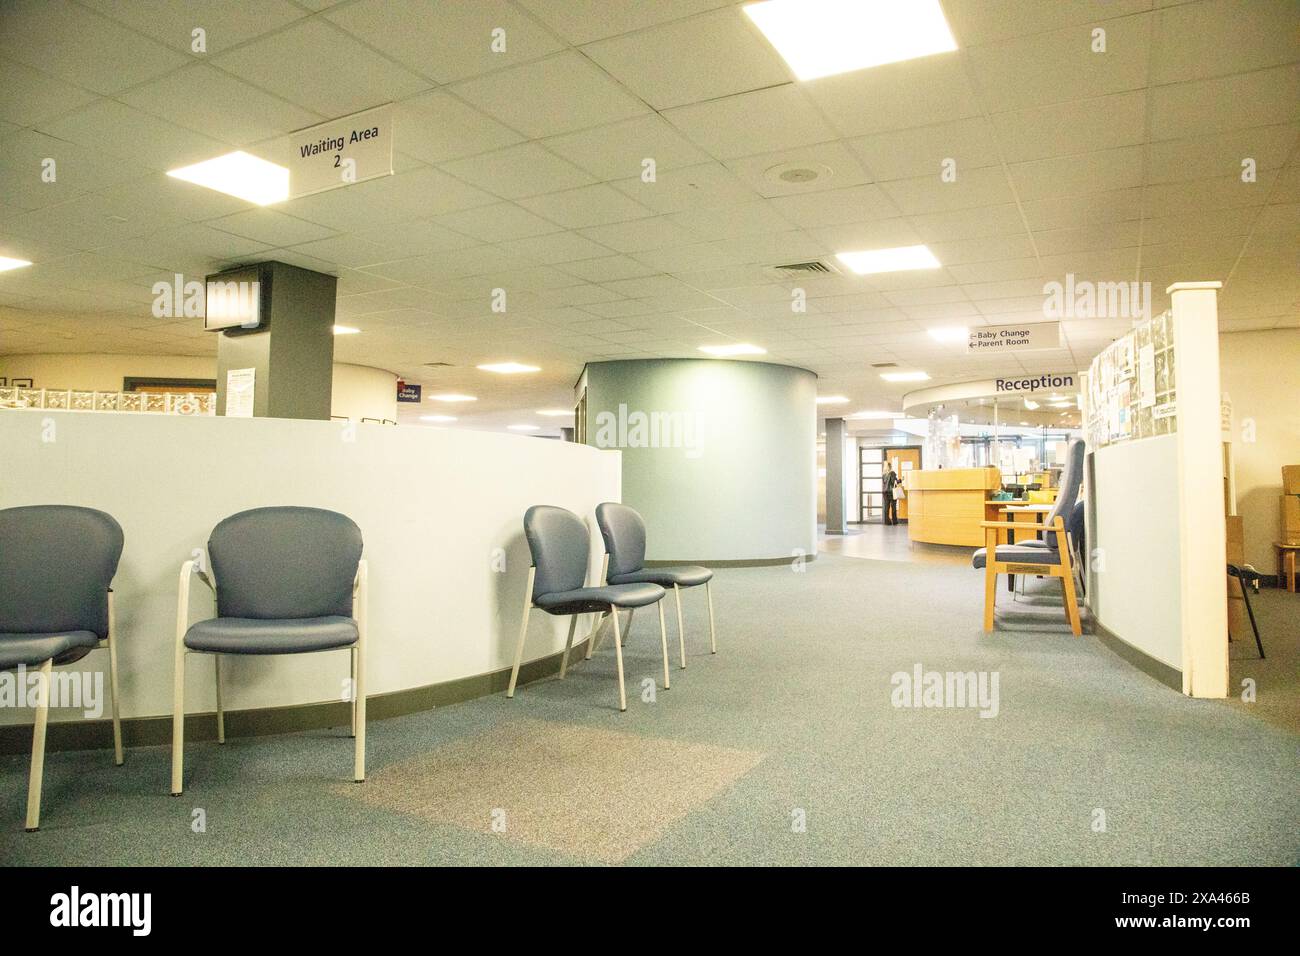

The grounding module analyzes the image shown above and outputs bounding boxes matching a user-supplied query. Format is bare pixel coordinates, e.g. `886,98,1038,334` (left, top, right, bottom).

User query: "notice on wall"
287,104,393,199
968,322,1060,353
225,367,256,418
1138,344,1156,408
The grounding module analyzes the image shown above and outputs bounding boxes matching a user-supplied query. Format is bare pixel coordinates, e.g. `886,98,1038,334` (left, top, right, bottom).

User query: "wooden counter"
906,467,1003,547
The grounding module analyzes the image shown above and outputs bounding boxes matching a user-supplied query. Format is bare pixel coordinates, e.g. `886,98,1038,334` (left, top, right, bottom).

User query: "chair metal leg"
1238,573,1265,659
106,630,124,767
611,605,627,712
559,616,578,678
705,580,717,654
507,568,535,698
586,611,609,660
353,561,368,783
658,600,671,690
25,659,53,832
214,655,225,745
674,583,687,669
170,649,186,796
350,646,358,737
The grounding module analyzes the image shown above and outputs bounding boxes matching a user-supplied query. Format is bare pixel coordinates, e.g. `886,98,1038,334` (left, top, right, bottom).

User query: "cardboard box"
1283,495,1300,541
1284,464,1300,495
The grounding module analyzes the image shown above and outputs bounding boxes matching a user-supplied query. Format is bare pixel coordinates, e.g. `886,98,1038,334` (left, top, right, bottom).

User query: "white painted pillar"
1169,281,1228,698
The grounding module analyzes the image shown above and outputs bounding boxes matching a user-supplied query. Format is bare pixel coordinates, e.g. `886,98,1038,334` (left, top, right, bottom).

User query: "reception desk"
0,409,621,736
905,467,1003,547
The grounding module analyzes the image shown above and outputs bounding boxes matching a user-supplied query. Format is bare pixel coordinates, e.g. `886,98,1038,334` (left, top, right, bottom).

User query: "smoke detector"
764,161,833,186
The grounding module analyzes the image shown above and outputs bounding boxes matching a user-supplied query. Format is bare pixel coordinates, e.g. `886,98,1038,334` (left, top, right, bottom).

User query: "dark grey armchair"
508,505,669,711
0,505,125,831
171,506,367,796
594,502,715,669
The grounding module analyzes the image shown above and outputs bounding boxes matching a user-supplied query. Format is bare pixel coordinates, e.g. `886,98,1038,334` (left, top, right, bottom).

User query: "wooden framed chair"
974,516,1082,636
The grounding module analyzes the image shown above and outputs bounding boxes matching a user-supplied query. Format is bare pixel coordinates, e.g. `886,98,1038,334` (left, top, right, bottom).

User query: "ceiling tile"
1007,146,1144,201
439,142,596,200
878,165,1015,215
433,202,563,242
37,99,229,172
581,6,791,110
1149,65,1300,141
769,183,900,228
990,91,1147,163
81,0,306,51
851,117,1001,182
1150,0,1299,85
611,162,759,214
663,85,838,159
326,0,564,84
804,55,979,137
207,209,337,247
451,51,649,139
543,115,710,182
392,91,524,165
211,19,429,117
517,0,732,46
518,183,655,229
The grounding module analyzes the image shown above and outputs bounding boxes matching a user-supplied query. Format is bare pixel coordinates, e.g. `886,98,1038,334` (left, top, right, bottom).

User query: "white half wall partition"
579,358,817,563
1084,282,1228,698
0,409,621,727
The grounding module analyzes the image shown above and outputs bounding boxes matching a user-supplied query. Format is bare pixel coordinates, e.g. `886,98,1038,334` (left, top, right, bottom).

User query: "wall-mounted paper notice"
225,367,255,418
1138,344,1156,408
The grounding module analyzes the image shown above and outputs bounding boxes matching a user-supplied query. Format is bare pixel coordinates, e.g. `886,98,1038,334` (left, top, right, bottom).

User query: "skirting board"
0,633,597,756
1092,620,1183,692
645,555,816,568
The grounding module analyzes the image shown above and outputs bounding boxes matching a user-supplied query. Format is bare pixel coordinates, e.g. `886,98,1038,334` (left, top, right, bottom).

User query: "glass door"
860,447,884,521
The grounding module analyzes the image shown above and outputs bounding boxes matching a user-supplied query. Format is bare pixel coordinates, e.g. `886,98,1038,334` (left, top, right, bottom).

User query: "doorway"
859,445,923,523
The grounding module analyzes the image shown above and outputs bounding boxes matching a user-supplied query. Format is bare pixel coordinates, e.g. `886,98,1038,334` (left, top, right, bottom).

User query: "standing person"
883,460,899,526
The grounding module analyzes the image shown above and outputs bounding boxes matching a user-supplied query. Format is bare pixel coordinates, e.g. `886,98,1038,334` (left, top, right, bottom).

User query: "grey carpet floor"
1,553,1296,866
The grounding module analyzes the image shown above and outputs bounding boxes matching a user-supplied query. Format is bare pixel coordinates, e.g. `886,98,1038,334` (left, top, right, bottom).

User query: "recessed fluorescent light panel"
850,410,898,420
927,326,968,344
836,245,941,275
537,409,573,417
420,415,456,423
429,393,477,402
332,325,360,335
477,362,540,374
880,371,930,382
166,151,290,206
816,395,850,405
698,344,767,357
743,0,957,81
0,256,33,272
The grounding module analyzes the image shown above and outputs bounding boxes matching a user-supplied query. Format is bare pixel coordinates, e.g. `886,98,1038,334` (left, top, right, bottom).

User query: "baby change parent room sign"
286,104,393,198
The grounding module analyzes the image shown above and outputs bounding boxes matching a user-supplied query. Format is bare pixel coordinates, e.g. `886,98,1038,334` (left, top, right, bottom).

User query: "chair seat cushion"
972,545,1061,570
184,616,358,655
535,583,664,615
0,630,99,670
608,565,713,588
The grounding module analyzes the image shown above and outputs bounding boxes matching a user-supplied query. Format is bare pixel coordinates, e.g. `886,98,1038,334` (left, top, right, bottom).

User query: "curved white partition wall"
579,359,817,563
0,410,620,728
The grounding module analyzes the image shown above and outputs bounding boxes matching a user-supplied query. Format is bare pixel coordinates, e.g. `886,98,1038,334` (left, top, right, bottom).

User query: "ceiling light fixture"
537,409,573,417
836,245,941,275
477,362,540,374
332,325,360,335
816,395,850,405
880,371,930,382
166,151,290,206
698,343,767,357
0,256,33,272
429,393,477,402
850,410,898,420
743,0,957,81
927,326,968,344
508,424,541,431
420,415,457,423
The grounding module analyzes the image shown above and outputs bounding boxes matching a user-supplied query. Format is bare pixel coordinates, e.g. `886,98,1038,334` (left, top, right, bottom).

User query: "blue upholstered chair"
171,506,367,796
974,439,1086,636
594,502,715,669
0,505,125,831
508,505,669,711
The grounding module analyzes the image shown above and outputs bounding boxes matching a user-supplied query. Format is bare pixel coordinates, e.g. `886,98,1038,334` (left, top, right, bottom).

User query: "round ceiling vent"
765,162,833,186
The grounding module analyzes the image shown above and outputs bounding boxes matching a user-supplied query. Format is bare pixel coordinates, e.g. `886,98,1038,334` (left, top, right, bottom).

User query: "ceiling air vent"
770,260,840,277
871,362,898,368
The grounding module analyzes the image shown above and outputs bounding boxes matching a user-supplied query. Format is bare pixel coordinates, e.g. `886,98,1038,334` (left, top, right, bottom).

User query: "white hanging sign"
968,322,1061,353
287,104,393,198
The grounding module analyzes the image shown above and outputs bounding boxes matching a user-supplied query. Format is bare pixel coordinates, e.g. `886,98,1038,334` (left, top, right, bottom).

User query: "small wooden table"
1275,542,1300,592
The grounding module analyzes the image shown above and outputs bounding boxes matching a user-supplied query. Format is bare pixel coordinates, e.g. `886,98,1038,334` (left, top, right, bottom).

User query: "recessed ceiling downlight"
764,161,833,186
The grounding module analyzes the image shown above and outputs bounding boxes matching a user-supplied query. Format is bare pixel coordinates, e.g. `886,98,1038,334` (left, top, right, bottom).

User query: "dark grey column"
825,417,846,535
215,261,337,420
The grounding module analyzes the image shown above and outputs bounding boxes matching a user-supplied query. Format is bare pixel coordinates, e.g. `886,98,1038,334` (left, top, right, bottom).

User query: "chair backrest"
523,505,589,601
595,502,646,578
1045,438,1085,550
0,505,123,638
1066,500,1086,571
208,506,362,620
